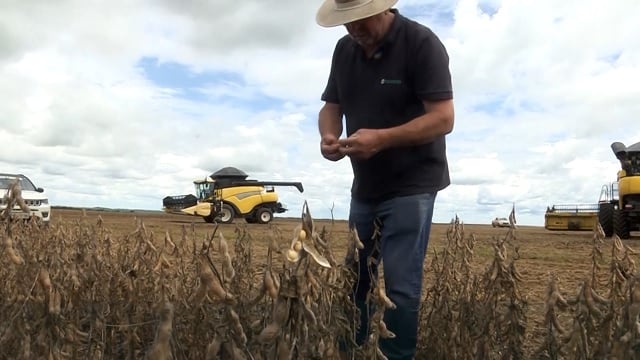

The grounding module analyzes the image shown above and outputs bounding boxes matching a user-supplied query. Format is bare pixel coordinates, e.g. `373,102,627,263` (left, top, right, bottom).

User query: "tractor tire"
256,208,273,224
613,208,630,239
218,204,235,224
598,203,614,237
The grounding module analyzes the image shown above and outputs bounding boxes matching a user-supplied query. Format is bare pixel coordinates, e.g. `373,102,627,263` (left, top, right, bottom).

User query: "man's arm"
318,102,345,161
338,99,454,160
378,99,454,148
319,102,343,138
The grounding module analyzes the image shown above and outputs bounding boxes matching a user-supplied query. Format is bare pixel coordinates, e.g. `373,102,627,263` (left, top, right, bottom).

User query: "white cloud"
0,0,638,226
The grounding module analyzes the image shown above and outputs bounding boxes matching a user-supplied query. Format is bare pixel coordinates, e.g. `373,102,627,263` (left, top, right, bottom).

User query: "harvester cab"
598,141,640,238
162,167,304,225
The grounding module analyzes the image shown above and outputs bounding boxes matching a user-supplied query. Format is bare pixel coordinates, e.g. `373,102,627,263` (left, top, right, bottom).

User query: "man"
316,0,454,358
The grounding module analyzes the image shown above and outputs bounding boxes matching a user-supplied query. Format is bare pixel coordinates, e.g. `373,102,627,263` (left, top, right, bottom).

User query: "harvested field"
2,206,640,359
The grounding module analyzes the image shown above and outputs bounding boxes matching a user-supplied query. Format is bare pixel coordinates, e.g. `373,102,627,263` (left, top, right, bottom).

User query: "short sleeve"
321,42,341,104
412,31,453,101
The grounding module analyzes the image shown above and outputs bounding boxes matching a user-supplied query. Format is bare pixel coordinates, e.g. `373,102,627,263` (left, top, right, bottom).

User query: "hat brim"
316,0,398,27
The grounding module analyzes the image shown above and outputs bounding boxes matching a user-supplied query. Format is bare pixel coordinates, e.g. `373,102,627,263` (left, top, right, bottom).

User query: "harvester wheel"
256,208,273,224
613,208,631,239
203,203,217,223
598,203,614,237
218,204,235,224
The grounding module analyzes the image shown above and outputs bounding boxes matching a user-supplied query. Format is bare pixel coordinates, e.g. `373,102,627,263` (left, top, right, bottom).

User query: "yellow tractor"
598,141,640,239
162,167,303,224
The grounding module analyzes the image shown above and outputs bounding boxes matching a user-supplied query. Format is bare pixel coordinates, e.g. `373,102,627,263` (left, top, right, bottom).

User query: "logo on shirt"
380,79,402,85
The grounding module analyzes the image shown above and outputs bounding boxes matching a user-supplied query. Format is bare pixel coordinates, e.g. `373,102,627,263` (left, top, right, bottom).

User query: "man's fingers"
324,152,345,161
321,142,346,161
321,140,339,150
339,145,354,156
337,138,351,147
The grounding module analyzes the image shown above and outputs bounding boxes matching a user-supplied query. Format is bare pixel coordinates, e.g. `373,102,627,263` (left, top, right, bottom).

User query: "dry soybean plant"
9,180,640,359
535,223,640,360
1,178,31,265
343,218,400,360
0,193,363,359
251,201,359,359
420,206,528,360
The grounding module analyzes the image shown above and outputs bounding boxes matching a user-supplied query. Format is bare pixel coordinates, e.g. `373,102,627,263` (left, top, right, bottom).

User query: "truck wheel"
218,204,235,224
598,203,614,237
256,208,273,224
613,208,630,239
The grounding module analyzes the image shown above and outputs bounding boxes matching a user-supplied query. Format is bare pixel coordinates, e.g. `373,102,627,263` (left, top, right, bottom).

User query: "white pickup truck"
491,217,510,228
0,173,51,223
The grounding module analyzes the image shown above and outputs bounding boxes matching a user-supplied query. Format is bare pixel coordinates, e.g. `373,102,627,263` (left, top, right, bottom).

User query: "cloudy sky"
1,0,638,226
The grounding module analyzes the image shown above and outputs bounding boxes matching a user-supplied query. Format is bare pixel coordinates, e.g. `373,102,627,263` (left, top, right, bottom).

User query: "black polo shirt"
321,9,453,202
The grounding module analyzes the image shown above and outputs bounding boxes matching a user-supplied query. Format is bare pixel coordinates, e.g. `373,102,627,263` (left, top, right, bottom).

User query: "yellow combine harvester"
598,141,640,239
162,167,303,225
544,203,599,231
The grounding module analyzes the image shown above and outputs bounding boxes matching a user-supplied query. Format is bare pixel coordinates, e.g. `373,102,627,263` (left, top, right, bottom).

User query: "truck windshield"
0,176,37,191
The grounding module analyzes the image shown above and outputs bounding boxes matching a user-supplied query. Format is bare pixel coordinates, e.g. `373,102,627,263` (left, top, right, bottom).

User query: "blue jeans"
348,192,436,360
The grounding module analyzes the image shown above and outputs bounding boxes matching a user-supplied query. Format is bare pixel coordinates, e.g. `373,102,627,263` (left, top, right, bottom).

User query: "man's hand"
338,128,382,160
321,134,346,161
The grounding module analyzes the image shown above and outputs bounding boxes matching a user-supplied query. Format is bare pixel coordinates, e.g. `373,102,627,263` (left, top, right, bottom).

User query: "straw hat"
316,0,398,27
